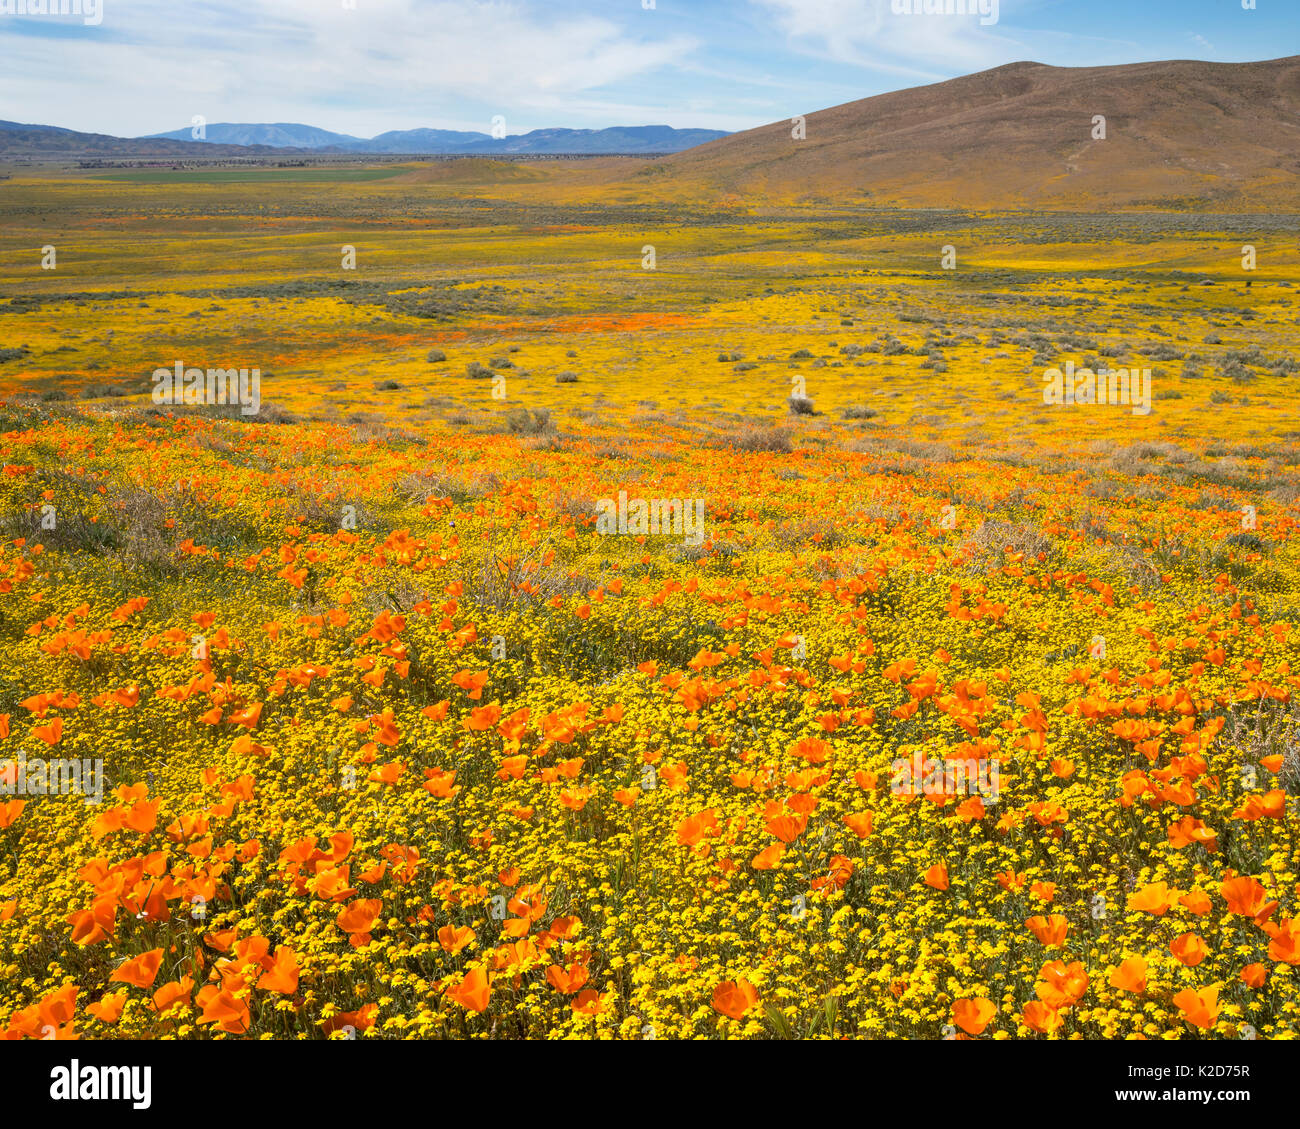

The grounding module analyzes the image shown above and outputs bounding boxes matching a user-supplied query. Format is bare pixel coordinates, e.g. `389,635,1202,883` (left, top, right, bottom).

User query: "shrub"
1225,531,1264,552
506,407,552,435
726,425,792,453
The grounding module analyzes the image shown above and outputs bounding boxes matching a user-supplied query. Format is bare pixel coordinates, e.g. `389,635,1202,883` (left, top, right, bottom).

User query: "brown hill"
640,57,1300,209
0,120,298,159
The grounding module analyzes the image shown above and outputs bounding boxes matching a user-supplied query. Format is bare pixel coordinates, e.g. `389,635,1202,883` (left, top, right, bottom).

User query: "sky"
0,0,1296,139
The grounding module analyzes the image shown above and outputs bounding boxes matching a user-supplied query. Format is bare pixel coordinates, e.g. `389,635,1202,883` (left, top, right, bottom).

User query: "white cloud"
748,0,1020,77
0,0,702,135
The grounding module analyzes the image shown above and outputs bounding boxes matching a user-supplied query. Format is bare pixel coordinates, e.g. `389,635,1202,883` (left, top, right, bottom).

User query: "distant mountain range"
0,119,727,157
144,122,729,154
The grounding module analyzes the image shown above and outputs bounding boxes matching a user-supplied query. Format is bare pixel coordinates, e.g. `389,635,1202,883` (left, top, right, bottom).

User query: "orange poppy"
446,967,491,1013
336,899,382,946
843,811,874,839
438,924,476,954
257,946,300,994
952,997,996,1036
86,990,128,1024
1108,957,1147,994
712,979,759,1021
109,948,164,989
923,863,949,891
546,962,589,994
1172,985,1220,1029
1170,932,1209,967
1025,915,1069,947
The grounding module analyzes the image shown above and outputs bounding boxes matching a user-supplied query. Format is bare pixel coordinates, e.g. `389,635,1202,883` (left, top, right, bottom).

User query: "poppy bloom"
321,1004,378,1037
676,810,718,847
952,997,996,1035
570,988,607,1016
1240,964,1268,989
1108,957,1147,994
844,811,874,839
336,899,383,947
109,948,164,989
438,924,476,954
1021,1000,1064,1035
546,962,589,994
811,855,854,892
923,863,949,891
257,946,300,994
196,986,250,1035
1035,961,1088,1008
446,967,491,1013
1025,915,1069,947
1172,985,1220,1029
151,978,194,1015
1127,881,1180,916
1268,921,1299,965
765,813,807,843
1170,932,1209,967
1220,876,1268,917
712,979,759,1021
32,717,62,746
86,990,128,1024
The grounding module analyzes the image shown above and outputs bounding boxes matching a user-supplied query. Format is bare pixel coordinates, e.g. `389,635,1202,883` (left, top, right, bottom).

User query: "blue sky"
1,0,1295,138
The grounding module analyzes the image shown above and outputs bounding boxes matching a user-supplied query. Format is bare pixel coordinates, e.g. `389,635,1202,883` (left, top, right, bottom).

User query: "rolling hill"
641,57,1300,209
0,120,280,158
141,122,368,149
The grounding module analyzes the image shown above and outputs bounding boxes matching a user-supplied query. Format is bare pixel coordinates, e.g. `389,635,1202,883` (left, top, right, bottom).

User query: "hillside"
642,57,1300,209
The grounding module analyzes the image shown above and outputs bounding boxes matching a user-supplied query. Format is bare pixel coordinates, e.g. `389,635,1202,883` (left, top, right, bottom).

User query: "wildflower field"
0,163,1297,1040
